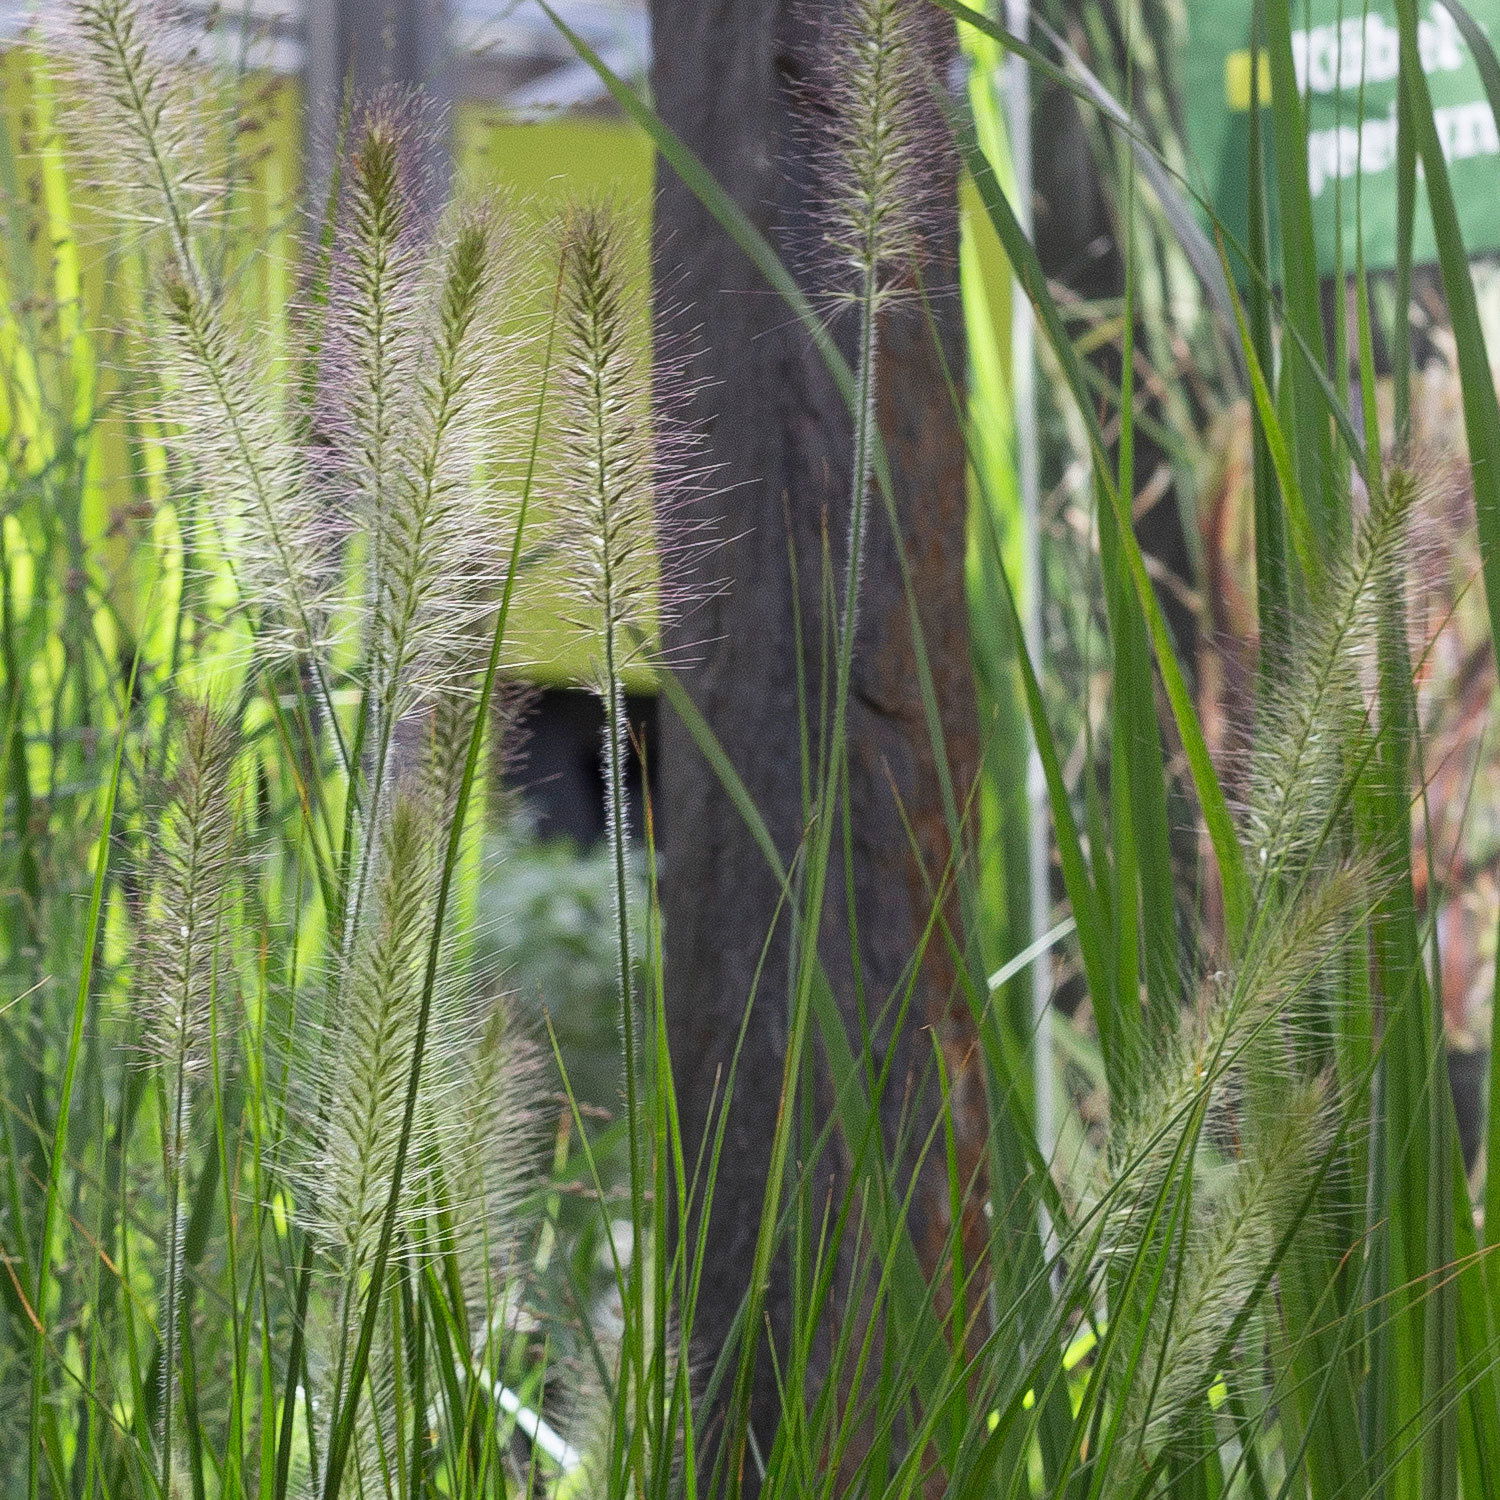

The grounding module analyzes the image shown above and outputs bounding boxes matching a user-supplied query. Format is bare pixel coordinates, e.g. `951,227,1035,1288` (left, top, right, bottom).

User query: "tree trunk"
650,0,982,1477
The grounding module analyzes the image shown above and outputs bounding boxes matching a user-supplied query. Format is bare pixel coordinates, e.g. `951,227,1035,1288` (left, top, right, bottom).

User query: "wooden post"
649,0,983,1475
302,0,452,209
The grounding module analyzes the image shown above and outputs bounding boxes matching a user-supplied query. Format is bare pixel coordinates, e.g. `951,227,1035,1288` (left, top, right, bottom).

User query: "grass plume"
365,201,513,722
554,204,663,699
1244,472,1420,887
157,271,340,666
11,0,1495,1495
53,0,226,281
331,103,425,706
1089,475,1422,1476
324,104,520,739
819,0,943,305
1107,1077,1332,1487
57,0,345,685
299,785,443,1493
429,997,540,1332
134,699,241,1500
553,202,654,1381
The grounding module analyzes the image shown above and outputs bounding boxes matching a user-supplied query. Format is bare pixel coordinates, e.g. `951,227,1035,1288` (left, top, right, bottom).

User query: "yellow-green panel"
1,42,656,693
455,112,656,688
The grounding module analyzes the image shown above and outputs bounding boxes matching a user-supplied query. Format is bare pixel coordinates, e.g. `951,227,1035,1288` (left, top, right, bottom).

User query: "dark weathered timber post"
650,0,982,1471
302,0,452,209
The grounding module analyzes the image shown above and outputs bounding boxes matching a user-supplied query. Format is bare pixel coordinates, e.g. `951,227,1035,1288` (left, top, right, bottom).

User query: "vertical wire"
1001,0,1055,1203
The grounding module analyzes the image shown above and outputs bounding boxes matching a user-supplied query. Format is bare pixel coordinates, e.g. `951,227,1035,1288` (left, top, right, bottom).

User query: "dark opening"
501,685,658,845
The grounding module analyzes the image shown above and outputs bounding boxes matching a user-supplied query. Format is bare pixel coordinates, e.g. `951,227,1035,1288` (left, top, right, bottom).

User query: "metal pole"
1003,0,1053,1183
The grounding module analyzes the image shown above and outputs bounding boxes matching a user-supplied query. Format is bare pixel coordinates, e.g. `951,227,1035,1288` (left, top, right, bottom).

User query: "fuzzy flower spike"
1090,473,1422,1479
551,204,700,1399
60,0,341,683
135,700,241,1500
554,204,664,700
54,0,225,282
325,106,521,958
554,202,652,1175
326,101,516,735
822,0,943,306
787,0,954,759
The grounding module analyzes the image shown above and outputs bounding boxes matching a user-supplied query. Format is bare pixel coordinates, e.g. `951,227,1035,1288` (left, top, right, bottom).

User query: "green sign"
1183,2,1500,272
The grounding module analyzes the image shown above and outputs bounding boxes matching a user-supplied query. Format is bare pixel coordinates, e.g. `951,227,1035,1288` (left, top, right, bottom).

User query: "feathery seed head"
57,5,337,670
299,786,444,1269
155,270,338,662
55,0,230,277
349,104,414,235
321,99,427,525
318,105,525,732
319,101,525,726
1103,857,1370,1256
555,206,659,691
290,775,544,1489
1094,852,1373,1472
1243,470,1420,884
1092,472,1424,1472
359,196,520,726
135,700,241,1084
814,0,952,301
553,204,700,696
425,995,541,1333
297,772,527,1273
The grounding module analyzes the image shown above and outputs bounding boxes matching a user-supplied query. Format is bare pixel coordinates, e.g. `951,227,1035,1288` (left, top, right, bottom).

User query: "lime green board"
456,113,656,688
0,45,657,690
1183,2,1500,273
